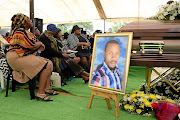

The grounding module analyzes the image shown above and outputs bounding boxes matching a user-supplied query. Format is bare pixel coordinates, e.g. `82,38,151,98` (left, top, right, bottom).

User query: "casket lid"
119,20,180,39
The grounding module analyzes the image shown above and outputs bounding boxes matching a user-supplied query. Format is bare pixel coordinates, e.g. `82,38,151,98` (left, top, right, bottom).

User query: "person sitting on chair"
39,24,90,83
6,13,59,101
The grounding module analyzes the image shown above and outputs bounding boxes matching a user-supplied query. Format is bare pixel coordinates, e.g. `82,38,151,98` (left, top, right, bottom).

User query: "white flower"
165,86,170,90
170,16,175,20
123,97,128,101
163,12,168,16
165,90,170,94
178,9,180,14
144,95,149,99
178,113,180,119
158,15,165,20
156,95,162,100
173,12,177,17
136,93,140,97
127,97,132,101
167,7,172,12
154,89,158,93
157,82,162,86
139,97,144,102
119,103,122,106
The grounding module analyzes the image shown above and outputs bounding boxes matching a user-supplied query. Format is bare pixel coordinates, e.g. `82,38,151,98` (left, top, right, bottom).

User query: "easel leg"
115,95,119,118
88,91,94,109
105,98,112,109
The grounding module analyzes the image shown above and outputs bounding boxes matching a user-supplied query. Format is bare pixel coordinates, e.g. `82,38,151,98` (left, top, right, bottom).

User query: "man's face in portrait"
103,43,120,71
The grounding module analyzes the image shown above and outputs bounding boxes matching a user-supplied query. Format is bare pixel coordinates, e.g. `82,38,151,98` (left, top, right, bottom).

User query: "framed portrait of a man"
89,32,133,94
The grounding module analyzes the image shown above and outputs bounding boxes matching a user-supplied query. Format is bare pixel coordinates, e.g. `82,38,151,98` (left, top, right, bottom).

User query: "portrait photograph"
89,33,133,94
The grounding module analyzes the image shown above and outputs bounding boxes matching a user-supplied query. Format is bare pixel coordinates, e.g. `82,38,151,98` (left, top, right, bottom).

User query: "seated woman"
6,13,58,101
53,29,80,64
67,25,91,72
39,24,89,83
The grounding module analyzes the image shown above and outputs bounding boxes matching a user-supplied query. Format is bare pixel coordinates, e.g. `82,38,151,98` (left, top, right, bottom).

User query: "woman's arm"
39,35,64,58
31,41,44,51
77,42,90,47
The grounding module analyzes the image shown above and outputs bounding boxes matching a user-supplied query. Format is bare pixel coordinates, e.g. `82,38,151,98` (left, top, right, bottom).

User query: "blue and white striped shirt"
91,62,122,90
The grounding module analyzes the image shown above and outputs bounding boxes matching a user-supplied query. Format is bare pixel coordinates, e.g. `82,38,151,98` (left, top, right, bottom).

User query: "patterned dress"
0,49,10,81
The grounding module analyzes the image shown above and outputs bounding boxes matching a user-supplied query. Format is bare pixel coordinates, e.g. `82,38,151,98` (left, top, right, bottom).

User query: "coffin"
118,20,180,67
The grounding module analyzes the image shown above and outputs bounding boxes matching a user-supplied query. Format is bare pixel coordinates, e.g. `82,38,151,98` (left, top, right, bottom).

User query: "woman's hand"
83,45,89,49
84,43,90,47
38,42,45,51
66,50,71,54
62,53,69,58
33,41,45,51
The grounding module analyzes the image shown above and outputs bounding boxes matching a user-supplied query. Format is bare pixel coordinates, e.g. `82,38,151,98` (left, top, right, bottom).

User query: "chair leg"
12,79,16,92
28,78,36,100
5,74,10,97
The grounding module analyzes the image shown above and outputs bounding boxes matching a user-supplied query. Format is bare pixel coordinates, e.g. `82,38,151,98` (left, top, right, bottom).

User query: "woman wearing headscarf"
6,13,58,101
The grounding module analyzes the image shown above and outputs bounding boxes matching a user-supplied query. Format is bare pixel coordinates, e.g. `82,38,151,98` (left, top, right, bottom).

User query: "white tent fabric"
0,0,177,27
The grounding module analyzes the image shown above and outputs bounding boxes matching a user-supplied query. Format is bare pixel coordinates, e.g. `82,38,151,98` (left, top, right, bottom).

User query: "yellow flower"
140,104,144,108
149,94,157,100
166,99,176,104
139,91,144,94
133,98,138,102
129,105,134,110
125,94,129,97
124,104,129,110
130,94,137,98
147,114,151,117
140,93,146,97
136,109,142,114
144,102,152,107
175,95,179,98
132,90,140,94
143,98,148,103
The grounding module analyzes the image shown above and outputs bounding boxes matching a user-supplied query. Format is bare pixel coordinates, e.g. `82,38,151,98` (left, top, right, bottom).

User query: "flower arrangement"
120,68,180,117
149,80,180,103
119,90,177,117
139,69,180,104
149,1,180,21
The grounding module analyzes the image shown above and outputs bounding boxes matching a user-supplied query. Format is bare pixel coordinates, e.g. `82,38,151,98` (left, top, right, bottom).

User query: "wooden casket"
119,20,180,67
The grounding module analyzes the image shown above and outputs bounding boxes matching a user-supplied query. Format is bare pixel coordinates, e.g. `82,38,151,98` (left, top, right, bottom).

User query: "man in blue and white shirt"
91,40,122,90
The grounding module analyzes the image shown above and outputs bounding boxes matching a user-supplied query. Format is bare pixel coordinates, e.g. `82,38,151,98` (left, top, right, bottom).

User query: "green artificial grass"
0,66,156,120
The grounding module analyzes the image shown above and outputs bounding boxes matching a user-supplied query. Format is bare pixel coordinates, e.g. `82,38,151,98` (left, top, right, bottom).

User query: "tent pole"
138,0,140,21
30,0,35,34
104,18,105,33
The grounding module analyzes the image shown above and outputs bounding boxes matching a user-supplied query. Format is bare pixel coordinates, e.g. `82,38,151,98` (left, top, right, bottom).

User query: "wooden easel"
88,89,120,118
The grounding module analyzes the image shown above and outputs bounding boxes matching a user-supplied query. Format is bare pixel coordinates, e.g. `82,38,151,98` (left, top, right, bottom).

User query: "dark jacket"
39,33,63,61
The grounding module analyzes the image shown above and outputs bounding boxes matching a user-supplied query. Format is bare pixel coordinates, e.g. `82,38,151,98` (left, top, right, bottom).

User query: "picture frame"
89,32,133,94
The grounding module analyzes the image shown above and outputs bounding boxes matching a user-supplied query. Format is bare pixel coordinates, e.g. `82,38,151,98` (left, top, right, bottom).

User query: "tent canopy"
0,0,174,27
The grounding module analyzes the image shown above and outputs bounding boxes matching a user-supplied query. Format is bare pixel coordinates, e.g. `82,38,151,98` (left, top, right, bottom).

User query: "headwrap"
47,24,58,32
10,13,29,38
